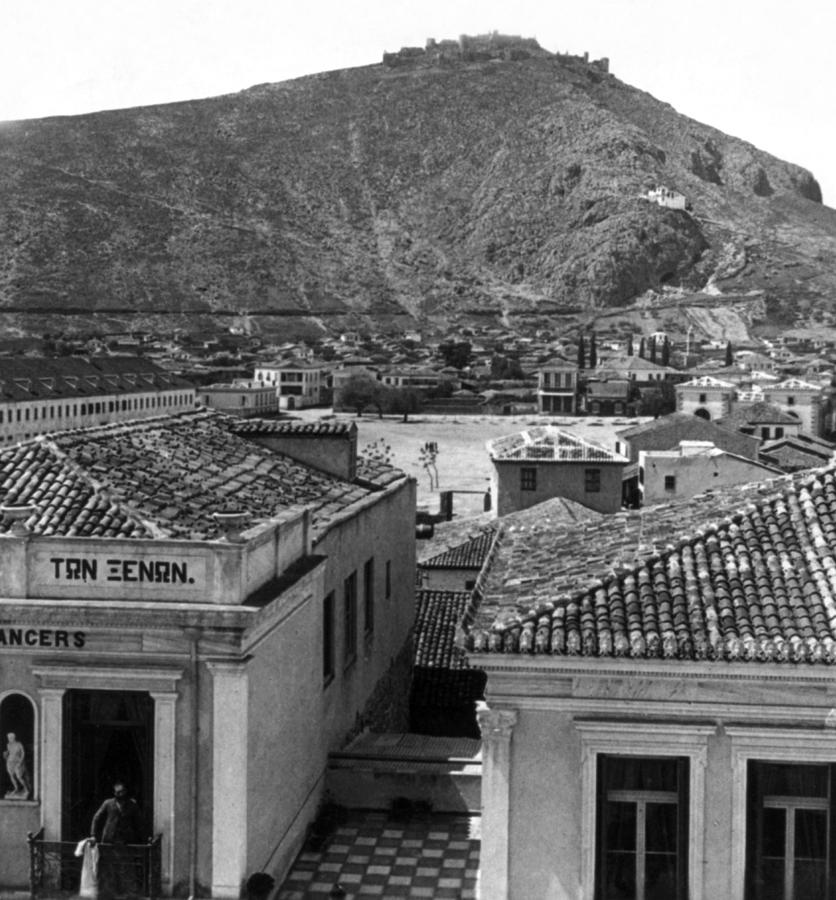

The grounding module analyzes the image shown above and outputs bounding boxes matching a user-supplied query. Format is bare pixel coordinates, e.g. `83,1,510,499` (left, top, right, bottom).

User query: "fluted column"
477,702,518,900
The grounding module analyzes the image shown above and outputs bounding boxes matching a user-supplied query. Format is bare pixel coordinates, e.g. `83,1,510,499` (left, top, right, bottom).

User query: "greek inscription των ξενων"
0,628,85,648
48,557,196,585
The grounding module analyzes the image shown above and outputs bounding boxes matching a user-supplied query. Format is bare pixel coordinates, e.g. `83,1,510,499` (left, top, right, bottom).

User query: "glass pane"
762,807,786,858
605,757,678,792
759,859,784,900
646,803,677,852
794,860,827,899
604,851,635,899
645,853,677,899
606,801,636,851
758,763,828,797
795,809,827,860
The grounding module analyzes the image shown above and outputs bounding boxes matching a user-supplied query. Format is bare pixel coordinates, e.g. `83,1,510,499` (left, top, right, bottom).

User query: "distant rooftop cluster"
488,426,626,463
382,32,609,73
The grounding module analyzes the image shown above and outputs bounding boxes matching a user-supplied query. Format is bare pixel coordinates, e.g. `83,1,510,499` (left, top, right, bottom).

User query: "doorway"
62,690,154,842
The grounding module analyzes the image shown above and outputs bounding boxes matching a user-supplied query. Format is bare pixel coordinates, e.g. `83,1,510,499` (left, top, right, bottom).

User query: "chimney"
243,423,358,482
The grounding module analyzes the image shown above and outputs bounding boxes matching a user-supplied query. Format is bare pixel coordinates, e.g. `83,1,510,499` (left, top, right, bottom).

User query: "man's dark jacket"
91,797,143,844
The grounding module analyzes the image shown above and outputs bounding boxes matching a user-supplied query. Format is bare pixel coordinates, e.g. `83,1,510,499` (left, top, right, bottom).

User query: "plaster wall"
245,432,357,481
419,568,478,593
491,460,624,516
676,389,733,420
316,478,417,748
639,450,779,505
483,665,836,900
0,389,195,443
245,564,326,885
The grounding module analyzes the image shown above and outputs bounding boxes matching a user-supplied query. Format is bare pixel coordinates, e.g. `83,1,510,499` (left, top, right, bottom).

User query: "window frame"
585,468,602,493
363,557,374,637
664,475,677,493
520,466,537,492
343,571,357,669
322,591,335,686
728,727,836,899
576,721,711,900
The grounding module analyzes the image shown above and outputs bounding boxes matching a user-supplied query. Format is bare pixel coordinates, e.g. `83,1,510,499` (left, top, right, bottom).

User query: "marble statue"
3,732,31,799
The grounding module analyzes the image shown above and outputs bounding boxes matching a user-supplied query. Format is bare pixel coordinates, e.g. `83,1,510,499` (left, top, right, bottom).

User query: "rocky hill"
0,35,834,340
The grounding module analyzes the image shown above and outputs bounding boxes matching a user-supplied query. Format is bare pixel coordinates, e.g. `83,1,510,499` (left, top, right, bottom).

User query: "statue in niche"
3,732,31,799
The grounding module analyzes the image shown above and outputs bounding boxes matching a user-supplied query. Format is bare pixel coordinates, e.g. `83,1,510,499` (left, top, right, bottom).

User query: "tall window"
343,572,357,667
585,468,602,493
520,467,537,492
596,755,688,900
322,592,335,684
363,557,375,636
664,475,676,493
745,761,833,900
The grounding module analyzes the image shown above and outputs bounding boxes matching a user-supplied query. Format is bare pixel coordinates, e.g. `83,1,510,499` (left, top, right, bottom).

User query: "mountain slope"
0,44,833,335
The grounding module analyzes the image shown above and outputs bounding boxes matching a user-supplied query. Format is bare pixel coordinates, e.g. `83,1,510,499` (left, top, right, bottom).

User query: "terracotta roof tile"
419,527,497,570
465,466,836,663
412,589,485,709
0,410,405,541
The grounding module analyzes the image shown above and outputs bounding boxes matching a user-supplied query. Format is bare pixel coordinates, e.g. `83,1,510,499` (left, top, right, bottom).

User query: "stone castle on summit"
383,32,610,73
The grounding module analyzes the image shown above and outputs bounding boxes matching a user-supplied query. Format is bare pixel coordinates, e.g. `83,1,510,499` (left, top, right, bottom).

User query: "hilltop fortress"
383,32,610,73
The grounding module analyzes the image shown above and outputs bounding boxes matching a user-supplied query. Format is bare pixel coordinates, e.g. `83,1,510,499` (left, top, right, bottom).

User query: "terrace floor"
276,809,480,899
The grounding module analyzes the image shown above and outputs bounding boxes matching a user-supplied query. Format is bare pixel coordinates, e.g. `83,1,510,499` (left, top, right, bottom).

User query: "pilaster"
150,691,178,894
37,687,65,839
476,701,518,900
207,660,249,899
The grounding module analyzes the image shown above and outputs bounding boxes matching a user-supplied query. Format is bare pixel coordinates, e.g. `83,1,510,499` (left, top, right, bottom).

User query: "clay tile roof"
717,402,800,428
419,526,497,570
488,427,627,464
464,465,836,664
412,589,486,709
229,419,353,437
0,410,402,541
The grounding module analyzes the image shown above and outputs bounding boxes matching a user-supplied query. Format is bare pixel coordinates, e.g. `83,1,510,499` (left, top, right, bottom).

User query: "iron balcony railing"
27,829,162,899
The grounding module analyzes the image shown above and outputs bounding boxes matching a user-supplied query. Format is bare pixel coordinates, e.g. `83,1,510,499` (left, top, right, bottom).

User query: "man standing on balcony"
91,781,143,899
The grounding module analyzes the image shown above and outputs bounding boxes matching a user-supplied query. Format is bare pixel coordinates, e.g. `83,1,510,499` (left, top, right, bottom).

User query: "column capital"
476,702,517,742
37,687,66,700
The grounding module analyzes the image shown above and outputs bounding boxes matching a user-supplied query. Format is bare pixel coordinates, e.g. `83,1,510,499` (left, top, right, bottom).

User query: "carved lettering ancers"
476,703,518,741
0,628,85,649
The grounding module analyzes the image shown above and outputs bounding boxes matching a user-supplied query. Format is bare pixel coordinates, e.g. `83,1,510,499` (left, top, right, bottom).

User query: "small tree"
339,374,383,417
362,438,394,466
649,337,657,364
418,441,440,490
725,341,734,367
626,335,634,356
577,334,586,370
385,387,423,422
589,333,598,369
638,337,646,359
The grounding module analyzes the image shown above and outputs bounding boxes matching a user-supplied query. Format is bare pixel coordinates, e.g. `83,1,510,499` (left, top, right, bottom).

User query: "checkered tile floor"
277,811,480,899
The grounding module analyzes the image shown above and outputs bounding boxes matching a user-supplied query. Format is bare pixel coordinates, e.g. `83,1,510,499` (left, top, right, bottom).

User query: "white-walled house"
675,375,736,420
464,466,836,899
198,381,278,417
253,359,330,409
0,411,415,896
638,440,782,505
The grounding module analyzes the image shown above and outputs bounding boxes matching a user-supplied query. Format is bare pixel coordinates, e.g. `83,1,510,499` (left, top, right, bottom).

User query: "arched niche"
0,691,37,801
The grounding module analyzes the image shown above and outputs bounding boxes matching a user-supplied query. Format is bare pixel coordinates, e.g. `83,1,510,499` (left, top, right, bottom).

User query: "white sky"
1,0,834,205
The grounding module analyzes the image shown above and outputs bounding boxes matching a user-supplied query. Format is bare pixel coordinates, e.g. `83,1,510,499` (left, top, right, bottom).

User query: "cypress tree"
577,334,586,370
649,337,657,364
626,335,634,356
725,341,734,367
589,333,598,369
638,337,646,359
661,337,670,367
